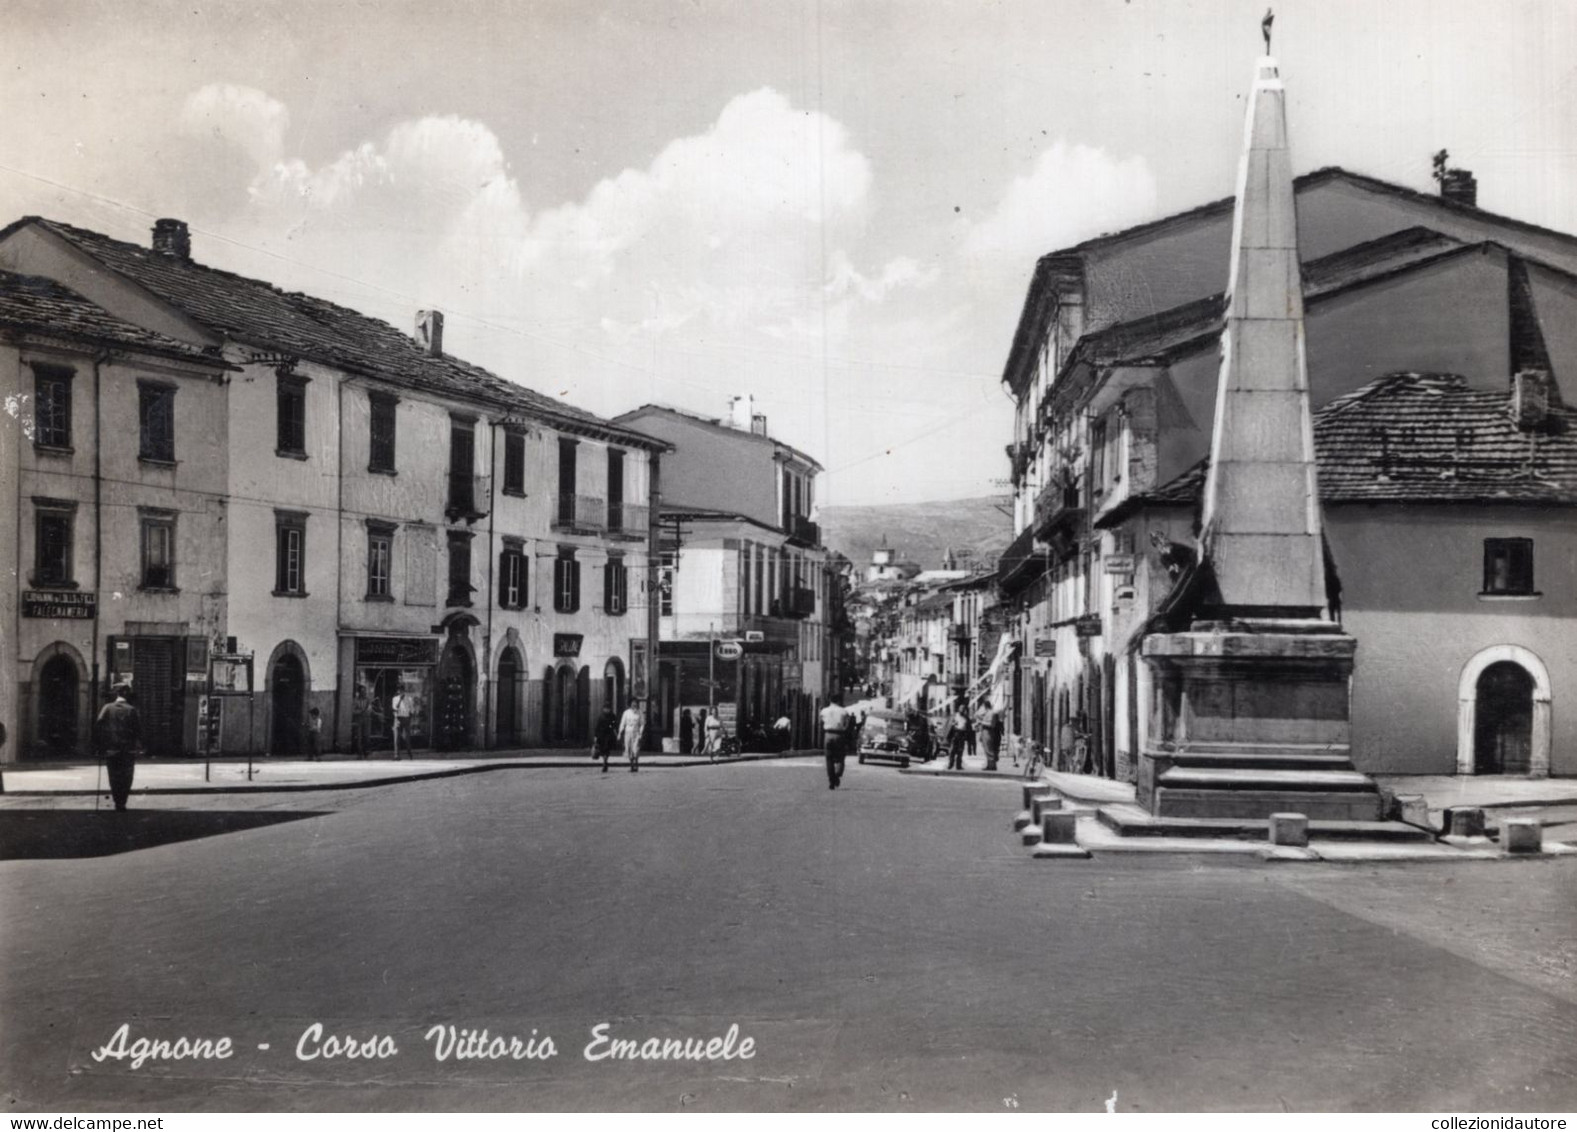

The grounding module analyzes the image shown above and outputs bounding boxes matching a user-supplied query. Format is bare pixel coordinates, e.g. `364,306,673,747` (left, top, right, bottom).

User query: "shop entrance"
497,648,521,747
436,644,475,751
37,654,80,759
270,653,305,756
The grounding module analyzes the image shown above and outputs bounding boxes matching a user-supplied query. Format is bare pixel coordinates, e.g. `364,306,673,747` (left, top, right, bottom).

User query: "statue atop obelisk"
1196,33,1329,622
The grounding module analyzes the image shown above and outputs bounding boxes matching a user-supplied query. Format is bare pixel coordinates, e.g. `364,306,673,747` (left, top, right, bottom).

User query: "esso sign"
716,641,744,660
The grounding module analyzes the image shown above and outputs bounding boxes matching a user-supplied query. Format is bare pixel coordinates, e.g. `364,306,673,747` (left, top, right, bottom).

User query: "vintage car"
856,708,931,766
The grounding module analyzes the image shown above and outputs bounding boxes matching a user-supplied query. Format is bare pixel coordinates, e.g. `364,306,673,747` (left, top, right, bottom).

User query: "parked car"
857,708,923,767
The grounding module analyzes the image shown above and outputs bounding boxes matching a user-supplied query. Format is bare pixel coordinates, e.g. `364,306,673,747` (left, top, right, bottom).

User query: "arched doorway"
603,657,625,718
1457,645,1552,776
1475,662,1535,775
270,653,305,755
554,665,577,745
497,648,521,747
436,644,475,751
37,653,80,759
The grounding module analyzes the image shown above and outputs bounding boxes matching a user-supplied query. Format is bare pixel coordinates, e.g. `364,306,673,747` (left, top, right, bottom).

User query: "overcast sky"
3,0,1573,505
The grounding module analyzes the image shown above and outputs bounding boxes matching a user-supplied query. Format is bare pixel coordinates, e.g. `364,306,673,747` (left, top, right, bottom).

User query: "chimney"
1440,168,1478,208
727,394,755,431
751,412,768,437
151,219,191,260
416,309,444,356
1511,369,1551,430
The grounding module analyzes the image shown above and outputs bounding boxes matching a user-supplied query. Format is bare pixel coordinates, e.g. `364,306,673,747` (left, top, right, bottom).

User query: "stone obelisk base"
1138,624,1382,821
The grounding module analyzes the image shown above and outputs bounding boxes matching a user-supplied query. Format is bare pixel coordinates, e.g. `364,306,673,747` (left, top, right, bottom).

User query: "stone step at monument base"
1154,786,1383,821
1166,742,1354,773
1097,804,1431,842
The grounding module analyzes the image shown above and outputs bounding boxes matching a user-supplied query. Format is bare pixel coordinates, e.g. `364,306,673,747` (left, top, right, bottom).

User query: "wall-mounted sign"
356,637,439,667
1033,638,1057,658
716,640,744,661
1104,554,1136,574
554,633,584,658
744,630,765,643
1075,615,1103,638
22,590,95,619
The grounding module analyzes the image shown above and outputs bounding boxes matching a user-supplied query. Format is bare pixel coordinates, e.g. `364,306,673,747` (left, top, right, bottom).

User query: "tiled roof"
1101,373,1577,522
0,269,224,363
14,217,662,448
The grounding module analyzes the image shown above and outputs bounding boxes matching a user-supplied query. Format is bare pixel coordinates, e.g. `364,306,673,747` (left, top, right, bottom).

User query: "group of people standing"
941,697,1005,772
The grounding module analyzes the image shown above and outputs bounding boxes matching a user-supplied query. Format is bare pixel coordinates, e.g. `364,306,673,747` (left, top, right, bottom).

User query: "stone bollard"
1393,794,1431,830
1032,795,1062,824
1042,811,1078,845
1268,812,1309,848
1022,782,1052,810
1012,810,1034,832
1503,819,1542,855
1444,807,1487,839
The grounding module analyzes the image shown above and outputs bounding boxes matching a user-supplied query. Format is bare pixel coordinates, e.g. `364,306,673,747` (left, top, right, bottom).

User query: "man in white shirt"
818,696,851,790
391,690,414,760
618,699,646,773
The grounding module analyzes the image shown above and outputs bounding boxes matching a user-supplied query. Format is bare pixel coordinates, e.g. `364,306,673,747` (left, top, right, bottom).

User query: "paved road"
2,758,1575,1112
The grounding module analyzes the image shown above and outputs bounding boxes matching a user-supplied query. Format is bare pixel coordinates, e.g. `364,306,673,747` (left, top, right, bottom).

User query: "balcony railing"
785,514,821,546
1033,479,1084,536
608,502,649,537
445,473,492,521
555,493,606,531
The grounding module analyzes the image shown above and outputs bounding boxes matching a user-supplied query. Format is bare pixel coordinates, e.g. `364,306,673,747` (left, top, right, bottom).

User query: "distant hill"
818,496,1012,573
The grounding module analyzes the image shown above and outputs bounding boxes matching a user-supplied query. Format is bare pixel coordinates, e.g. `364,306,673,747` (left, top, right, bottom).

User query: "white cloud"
963,140,1159,263
180,84,290,168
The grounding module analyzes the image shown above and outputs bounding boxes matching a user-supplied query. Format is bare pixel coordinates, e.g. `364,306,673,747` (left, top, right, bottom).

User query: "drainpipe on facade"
483,420,497,751
333,377,344,751
646,450,661,744
92,351,109,741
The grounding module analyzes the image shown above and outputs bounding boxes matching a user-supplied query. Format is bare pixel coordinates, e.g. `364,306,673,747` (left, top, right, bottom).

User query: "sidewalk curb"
0,750,813,797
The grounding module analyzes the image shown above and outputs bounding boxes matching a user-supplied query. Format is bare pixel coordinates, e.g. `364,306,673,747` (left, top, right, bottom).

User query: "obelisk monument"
1136,44,1381,824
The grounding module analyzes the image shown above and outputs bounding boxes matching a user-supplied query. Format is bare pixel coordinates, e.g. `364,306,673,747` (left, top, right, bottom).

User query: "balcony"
445,473,491,522
1033,478,1084,536
785,585,816,619
608,502,649,540
948,623,971,643
1005,441,1033,482
997,523,1048,597
554,493,606,532
785,514,820,546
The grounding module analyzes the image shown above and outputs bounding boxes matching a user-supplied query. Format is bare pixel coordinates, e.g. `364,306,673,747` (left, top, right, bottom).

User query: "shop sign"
355,637,439,666
1075,615,1103,638
1104,554,1136,574
744,630,765,643
716,640,744,660
553,633,584,658
22,590,96,619
1033,638,1056,658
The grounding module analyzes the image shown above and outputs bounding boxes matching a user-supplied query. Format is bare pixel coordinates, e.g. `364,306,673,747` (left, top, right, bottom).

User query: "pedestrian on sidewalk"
679,708,695,755
818,695,850,789
305,707,323,760
351,684,369,759
95,685,141,812
391,690,414,760
703,709,722,760
592,706,618,773
618,699,646,773
977,700,1002,772
945,701,969,771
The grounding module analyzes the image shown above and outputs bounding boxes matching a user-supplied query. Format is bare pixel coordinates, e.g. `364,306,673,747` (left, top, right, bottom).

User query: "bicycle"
1020,739,1046,780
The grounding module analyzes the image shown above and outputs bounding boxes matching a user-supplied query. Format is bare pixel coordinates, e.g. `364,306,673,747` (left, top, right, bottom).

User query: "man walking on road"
618,699,646,773
818,695,850,790
95,685,141,812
